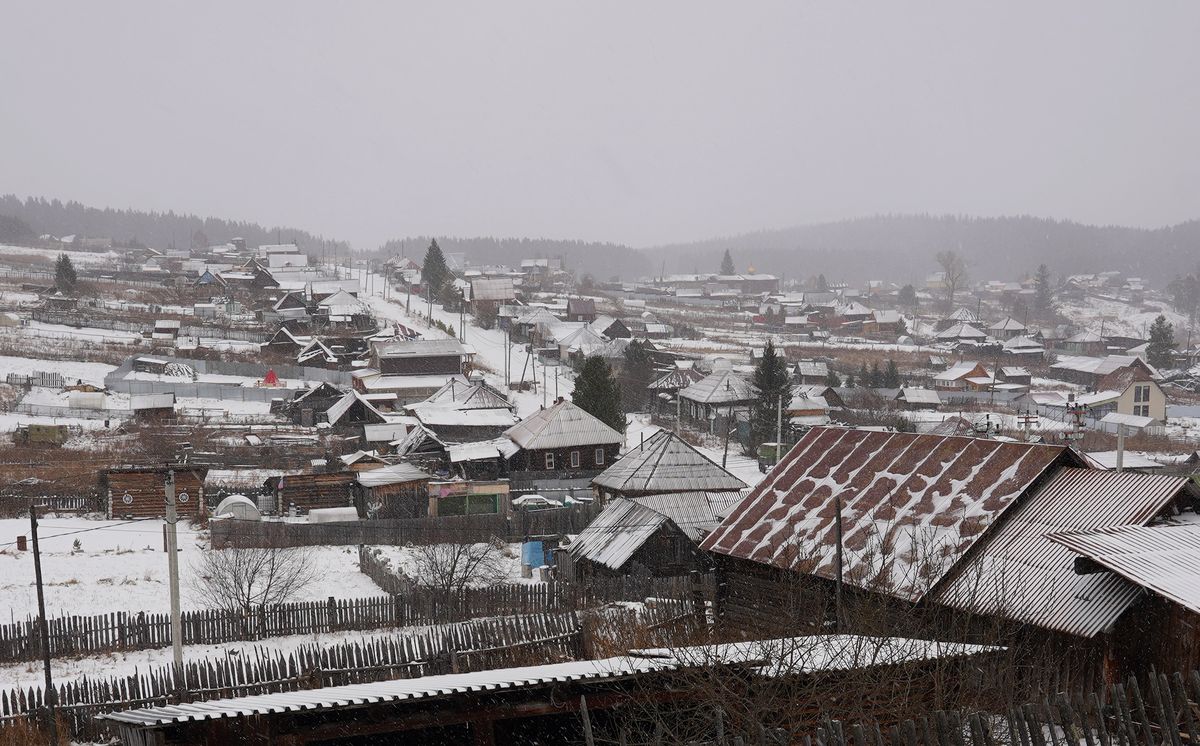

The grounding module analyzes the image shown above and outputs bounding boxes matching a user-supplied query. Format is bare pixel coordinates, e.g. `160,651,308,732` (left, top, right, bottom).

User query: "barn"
268,472,356,515
102,466,207,520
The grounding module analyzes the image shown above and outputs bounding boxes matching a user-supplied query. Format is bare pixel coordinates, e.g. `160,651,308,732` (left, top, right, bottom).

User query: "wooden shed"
102,466,207,520
354,463,432,519
268,471,355,515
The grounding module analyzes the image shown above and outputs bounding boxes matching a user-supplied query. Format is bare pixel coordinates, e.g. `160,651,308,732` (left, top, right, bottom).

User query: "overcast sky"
2,2,1197,249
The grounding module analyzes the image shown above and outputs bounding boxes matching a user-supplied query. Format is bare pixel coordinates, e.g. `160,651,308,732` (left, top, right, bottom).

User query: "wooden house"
268,471,355,515
565,298,597,323
103,466,207,520
931,361,988,391
354,462,432,519
699,426,1200,679
504,400,623,477
592,430,746,502
371,338,471,377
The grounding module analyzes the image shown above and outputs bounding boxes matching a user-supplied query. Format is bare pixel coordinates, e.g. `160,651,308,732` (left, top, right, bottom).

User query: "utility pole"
164,469,184,688
542,362,548,407
29,503,57,744
775,393,784,465
833,491,845,632
721,404,734,469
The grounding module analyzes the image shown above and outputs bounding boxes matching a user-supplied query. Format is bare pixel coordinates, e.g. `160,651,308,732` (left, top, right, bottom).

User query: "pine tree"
883,360,901,388
572,356,625,432
869,361,883,388
898,284,917,307
1147,315,1176,370
824,369,841,387
846,373,856,388
422,239,450,299
55,253,77,290
817,274,829,291
619,340,656,412
750,341,792,451
720,249,735,275
858,362,870,388
1034,264,1054,318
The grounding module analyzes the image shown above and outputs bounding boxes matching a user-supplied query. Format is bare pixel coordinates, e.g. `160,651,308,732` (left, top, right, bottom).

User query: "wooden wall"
104,468,206,519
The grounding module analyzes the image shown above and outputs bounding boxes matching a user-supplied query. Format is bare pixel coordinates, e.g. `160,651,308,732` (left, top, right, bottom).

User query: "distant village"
0,233,1199,744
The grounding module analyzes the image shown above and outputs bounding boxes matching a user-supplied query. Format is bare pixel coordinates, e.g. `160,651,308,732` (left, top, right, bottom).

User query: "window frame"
595,447,605,466
570,450,581,468
544,452,555,470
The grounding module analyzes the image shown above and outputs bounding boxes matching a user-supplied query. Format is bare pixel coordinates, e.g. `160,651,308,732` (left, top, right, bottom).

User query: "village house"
1049,354,1158,389
102,466,207,520
405,376,520,443
931,361,988,391
894,387,942,411
677,367,755,431
699,426,1200,678
504,399,624,479
647,364,706,415
353,462,432,519
469,277,517,319
565,297,597,323
591,430,746,502
793,360,830,385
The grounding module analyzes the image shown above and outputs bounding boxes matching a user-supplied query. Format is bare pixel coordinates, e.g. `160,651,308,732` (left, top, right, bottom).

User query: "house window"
1134,405,1149,418
1134,385,1150,403
570,450,581,468
544,452,555,470
595,448,605,466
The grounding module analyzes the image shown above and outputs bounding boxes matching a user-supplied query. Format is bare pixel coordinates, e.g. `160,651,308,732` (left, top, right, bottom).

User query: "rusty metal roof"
700,427,1071,602
1047,522,1200,616
931,468,1191,637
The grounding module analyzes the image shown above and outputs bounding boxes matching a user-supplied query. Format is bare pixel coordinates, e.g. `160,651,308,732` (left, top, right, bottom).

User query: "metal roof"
647,367,704,391
470,278,516,302
592,431,747,495
633,491,749,542
373,338,469,359
355,462,430,487
678,369,754,405
930,468,1191,637
504,400,623,450
700,427,1071,603
1082,451,1164,470
897,388,941,405
1048,524,1200,615
568,498,669,570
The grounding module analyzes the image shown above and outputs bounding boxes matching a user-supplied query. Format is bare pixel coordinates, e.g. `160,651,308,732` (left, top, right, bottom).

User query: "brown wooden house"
504,399,623,478
353,463,431,519
268,471,355,515
103,466,207,520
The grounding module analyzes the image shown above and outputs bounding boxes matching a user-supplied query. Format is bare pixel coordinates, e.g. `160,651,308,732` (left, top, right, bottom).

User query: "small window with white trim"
544,452,555,469
595,448,605,465
570,450,581,468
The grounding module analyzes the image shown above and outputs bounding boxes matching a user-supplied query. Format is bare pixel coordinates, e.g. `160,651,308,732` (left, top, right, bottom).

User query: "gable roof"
648,367,705,391
1048,523,1200,617
504,400,623,450
933,362,985,382
567,298,596,315
700,427,1073,602
568,498,669,571
931,468,1192,637
678,369,754,405
936,323,987,340
470,278,516,302
592,430,747,495
947,307,981,323
988,317,1026,332
632,491,749,542
420,378,512,410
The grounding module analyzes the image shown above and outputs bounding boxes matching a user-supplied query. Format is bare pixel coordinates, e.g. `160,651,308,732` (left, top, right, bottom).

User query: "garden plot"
0,518,386,619
0,355,116,387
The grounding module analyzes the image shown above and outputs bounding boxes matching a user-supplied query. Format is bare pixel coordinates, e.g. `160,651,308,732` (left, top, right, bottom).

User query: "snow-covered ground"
1058,295,1191,340
21,320,142,344
0,518,385,619
0,354,116,386
367,543,535,586
0,243,121,267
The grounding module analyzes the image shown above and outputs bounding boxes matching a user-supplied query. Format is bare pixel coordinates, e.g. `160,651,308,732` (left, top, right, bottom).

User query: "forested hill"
375,236,652,281
644,215,1200,286
0,195,350,253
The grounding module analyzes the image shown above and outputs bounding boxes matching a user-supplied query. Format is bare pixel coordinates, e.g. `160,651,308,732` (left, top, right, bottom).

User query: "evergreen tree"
898,284,917,307
858,362,870,388
421,239,451,299
1147,315,1176,370
1034,264,1054,317
55,253,77,290
720,249,735,275
824,369,842,387
845,373,856,388
869,361,883,388
816,274,829,291
619,340,656,413
572,356,625,432
750,341,792,451
883,360,901,388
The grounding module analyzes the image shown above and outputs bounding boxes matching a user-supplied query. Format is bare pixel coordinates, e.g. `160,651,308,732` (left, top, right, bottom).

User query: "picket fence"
0,574,703,664
0,611,591,743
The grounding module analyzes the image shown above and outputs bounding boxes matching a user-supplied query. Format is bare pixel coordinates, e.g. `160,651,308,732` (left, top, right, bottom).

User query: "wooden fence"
211,505,605,548
0,612,589,744
0,573,703,664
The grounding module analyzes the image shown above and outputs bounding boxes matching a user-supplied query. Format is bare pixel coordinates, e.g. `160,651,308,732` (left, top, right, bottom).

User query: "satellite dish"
177,492,190,504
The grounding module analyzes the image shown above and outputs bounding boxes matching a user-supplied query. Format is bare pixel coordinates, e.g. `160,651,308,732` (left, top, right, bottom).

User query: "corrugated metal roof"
678,369,754,405
700,427,1071,603
1047,523,1200,615
633,491,749,542
647,367,704,391
448,437,520,463
504,400,623,450
593,431,747,495
373,339,468,359
931,468,1190,637
470,278,516,302
355,462,430,487
569,498,668,570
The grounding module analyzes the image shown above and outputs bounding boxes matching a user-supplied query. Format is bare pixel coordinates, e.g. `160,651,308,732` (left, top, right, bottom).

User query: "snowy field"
367,542,534,586
0,518,385,619
0,243,121,267
0,354,116,386
1058,295,1190,340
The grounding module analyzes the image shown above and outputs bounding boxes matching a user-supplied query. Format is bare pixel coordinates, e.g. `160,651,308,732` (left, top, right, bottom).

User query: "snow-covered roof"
374,338,469,359
1082,451,1163,470
988,317,1026,332
647,367,705,391
896,388,941,405
933,362,983,382
795,361,828,378
447,437,521,463
355,462,430,487
470,278,516,302
678,369,754,405
593,431,747,495
935,322,987,340
505,400,623,450
569,498,668,570
1003,335,1043,351
702,427,1071,603
633,491,748,542
946,307,981,323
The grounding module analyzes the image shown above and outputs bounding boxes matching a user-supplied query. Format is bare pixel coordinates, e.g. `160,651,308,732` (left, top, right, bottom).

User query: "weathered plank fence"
0,574,703,664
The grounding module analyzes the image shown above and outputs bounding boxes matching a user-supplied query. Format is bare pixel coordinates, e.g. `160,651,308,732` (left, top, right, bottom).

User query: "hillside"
0,195,350,254
374,236,653,281
644,215,1200,286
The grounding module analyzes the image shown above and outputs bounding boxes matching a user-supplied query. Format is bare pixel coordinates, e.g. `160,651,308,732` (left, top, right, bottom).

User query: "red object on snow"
263,369,279,386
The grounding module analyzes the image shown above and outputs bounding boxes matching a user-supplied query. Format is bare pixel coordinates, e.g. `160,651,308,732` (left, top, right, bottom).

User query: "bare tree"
935,250,968,310
411,541,509,595
191,546,320,617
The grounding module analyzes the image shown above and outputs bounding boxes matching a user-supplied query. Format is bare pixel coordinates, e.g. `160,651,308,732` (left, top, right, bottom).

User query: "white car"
511,494,563,509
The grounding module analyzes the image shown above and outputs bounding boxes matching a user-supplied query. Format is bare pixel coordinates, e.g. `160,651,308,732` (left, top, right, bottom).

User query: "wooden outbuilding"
102,466,207,520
